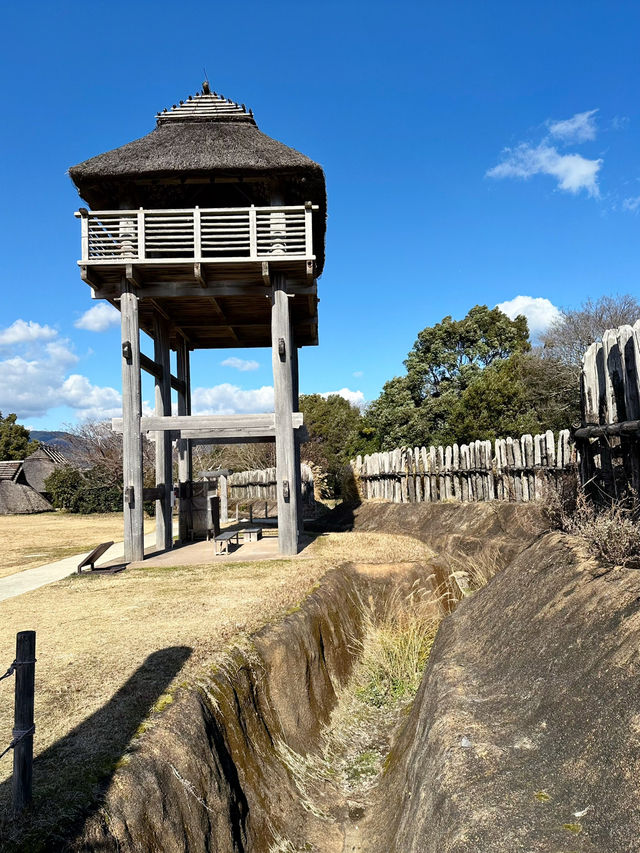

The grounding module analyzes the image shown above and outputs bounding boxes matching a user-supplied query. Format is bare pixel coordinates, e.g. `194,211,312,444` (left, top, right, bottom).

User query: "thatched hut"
21,444,67,496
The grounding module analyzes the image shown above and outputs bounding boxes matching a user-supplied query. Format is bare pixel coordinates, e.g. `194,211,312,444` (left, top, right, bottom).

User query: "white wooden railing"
76,204,316,264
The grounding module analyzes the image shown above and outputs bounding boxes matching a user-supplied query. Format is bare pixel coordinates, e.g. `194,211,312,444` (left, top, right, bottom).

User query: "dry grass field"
0,528,431,848
0,513,156,579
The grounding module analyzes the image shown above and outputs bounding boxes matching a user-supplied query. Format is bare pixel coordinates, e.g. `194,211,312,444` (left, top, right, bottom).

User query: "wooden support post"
121,281,144,562
176,339,192,543
271,273,299,554
219,473,229,523
12,631,36,815
291,343,304,539
153,315,173,551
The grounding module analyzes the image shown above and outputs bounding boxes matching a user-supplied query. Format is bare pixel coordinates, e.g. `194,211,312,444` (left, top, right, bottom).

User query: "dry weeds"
546,486,640,568
276,577,446,825
0,512,156,579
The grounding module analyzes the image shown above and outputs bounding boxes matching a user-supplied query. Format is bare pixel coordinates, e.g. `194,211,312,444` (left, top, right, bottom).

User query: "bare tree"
64,419,155,485
192,442,275,474
540,294,640,368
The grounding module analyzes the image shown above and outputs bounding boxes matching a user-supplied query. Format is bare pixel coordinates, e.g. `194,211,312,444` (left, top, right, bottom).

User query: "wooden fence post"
13,630,36,815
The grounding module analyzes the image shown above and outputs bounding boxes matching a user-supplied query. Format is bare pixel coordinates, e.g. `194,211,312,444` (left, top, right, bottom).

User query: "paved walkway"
130,532,315,568
0,534,157,603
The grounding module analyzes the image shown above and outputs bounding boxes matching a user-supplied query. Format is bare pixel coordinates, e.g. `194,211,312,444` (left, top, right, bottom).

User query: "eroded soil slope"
362,515,640,852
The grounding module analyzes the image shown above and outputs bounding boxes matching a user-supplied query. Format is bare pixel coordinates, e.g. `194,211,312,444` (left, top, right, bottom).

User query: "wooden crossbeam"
112,412,303,435
139,352,186,394
80,266,100,290
125,264,142,289
140,353,162,379
90,281,316,301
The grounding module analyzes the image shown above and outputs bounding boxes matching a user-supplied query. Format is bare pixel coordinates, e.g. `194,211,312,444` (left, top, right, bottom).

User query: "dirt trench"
74,561,439,853
22,500,640,852
65,503,544,853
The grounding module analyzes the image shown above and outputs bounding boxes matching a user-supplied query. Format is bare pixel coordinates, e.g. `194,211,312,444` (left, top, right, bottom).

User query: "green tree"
405,305,530,401
300,394,376,493
367,306,532,448
44,466,84,510
0,412,39,460
364,377,418,450
452,352,581,444
45,464,123,513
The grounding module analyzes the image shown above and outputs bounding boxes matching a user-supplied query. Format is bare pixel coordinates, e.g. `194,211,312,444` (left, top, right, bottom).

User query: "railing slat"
81,204,316,264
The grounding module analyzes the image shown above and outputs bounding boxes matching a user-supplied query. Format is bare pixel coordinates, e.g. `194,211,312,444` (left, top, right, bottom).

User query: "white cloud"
611,115,629,131
190,384,366,415
353,370,364,378
548,109,598,143
0,319,122,420
320,388,366,407
496,295,562,337
487,142,602,197
191,383,274,415
622,196,640,213
59,375,122,421
220,356,260,372
75,303,120,332
0,319,58,348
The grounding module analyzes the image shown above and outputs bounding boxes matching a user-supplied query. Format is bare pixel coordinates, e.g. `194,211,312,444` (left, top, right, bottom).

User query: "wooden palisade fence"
350,430,575,504
229,464,316,510
576,319,640,499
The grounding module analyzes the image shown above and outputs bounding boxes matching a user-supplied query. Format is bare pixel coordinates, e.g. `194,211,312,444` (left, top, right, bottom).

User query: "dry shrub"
559,490,640,568
540,469,579,530
337,464,362,505
543,470,640,567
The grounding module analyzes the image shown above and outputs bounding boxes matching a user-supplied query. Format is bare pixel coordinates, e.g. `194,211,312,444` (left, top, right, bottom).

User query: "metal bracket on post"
282,479,290,501
124,486,134,505
278,338,286,360
122,341,132,363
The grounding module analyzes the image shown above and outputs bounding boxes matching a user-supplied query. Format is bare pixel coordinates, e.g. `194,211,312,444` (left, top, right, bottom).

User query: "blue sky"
1,1,639,430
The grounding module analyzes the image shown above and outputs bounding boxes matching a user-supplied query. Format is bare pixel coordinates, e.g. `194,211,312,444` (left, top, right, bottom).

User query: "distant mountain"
30,430,73,449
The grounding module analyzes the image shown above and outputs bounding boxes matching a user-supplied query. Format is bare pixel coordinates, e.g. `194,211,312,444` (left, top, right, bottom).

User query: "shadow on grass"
0,645,192,852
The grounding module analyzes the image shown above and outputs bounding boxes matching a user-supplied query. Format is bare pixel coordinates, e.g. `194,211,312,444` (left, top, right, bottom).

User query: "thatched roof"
0,461,23,482
68,89,326,207
70,115,322,181
0,481,53,515
22,445,66,494
28,444,67,465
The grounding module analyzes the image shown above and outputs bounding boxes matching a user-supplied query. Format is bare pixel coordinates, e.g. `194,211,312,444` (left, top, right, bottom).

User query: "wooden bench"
214,530,240,555
243,527,263,543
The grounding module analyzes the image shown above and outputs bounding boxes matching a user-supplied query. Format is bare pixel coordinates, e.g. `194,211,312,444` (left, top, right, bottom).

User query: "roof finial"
202,80,211,95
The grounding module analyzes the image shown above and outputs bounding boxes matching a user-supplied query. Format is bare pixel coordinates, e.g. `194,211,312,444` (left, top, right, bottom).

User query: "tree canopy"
405,305,530,401
300,394,376,492
366,306,537,449
0,412,39,461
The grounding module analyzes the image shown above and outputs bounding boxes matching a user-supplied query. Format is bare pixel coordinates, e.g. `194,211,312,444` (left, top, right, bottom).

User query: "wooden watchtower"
69,84,326,560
